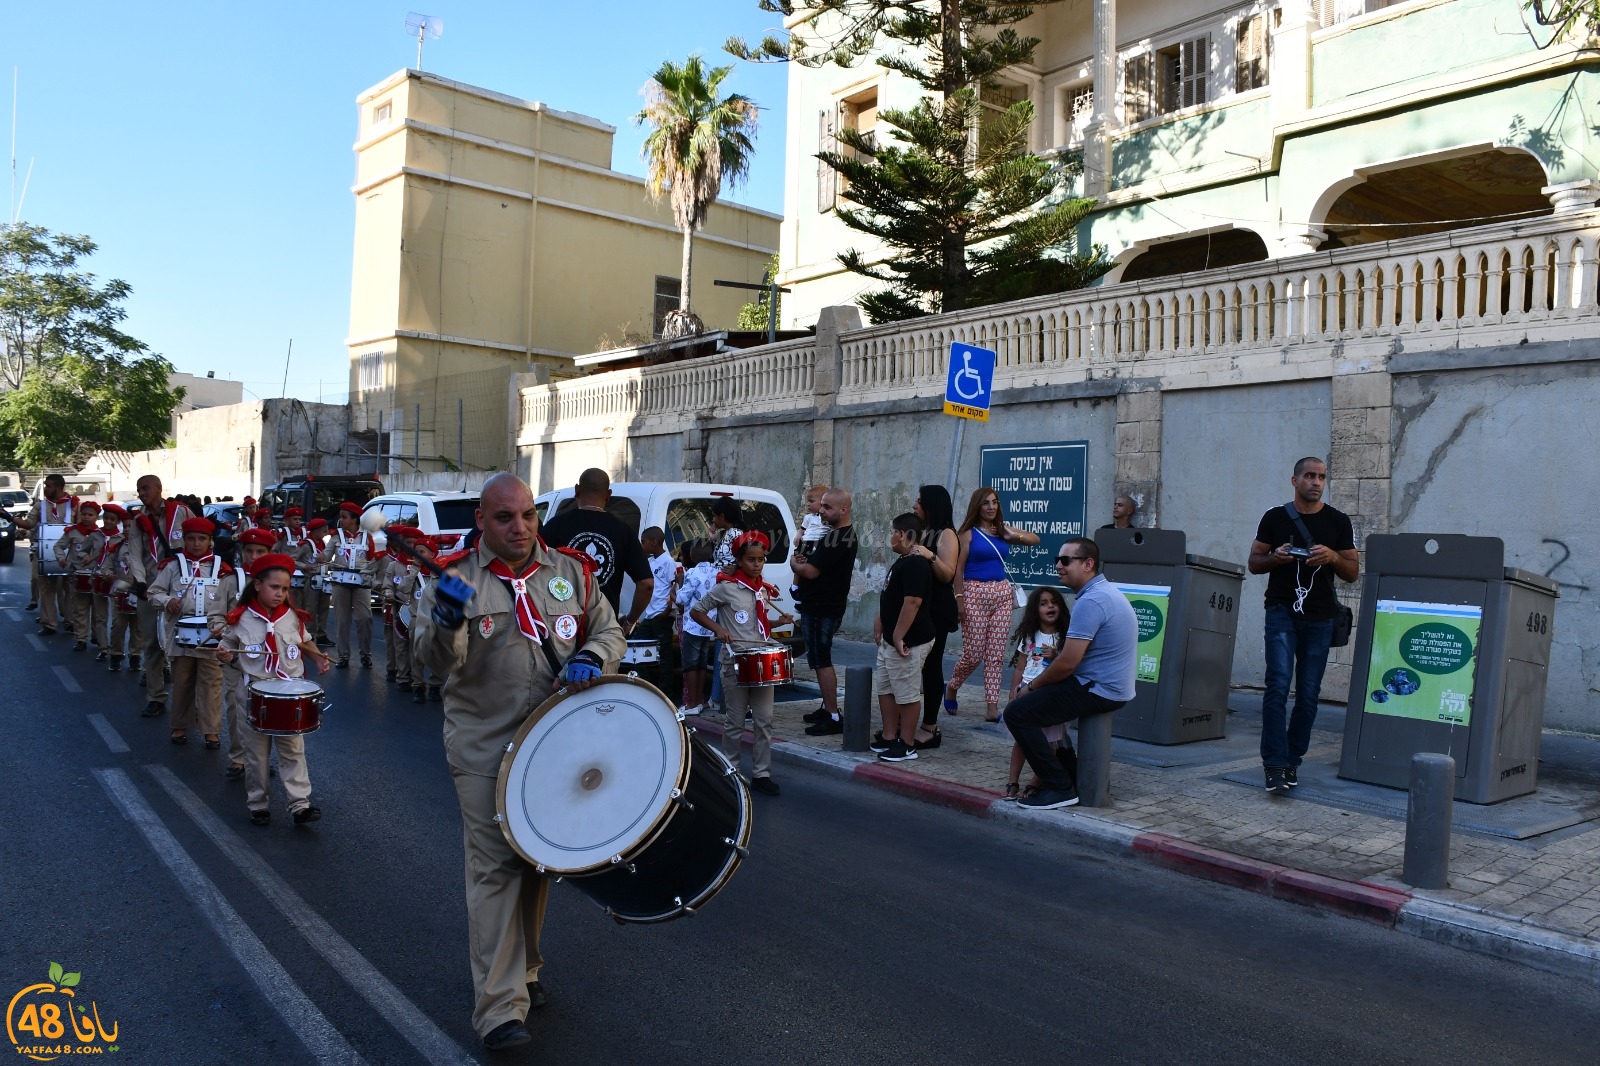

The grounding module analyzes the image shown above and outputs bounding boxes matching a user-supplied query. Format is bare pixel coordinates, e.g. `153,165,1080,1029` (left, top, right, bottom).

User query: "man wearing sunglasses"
1002,537,1138,809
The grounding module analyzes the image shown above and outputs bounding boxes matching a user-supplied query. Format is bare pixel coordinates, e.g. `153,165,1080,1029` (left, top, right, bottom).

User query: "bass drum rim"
495,674,691,877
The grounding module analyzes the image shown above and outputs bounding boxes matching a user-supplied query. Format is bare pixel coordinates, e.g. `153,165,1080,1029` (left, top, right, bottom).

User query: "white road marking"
26,634,46,652
93,768,369,1066
52,665,82,693
87,714,130,753
6,609,22,623
147,765,481,1066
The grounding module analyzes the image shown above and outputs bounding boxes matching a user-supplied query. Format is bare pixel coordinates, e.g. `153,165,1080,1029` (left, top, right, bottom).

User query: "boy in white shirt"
675,539,718,716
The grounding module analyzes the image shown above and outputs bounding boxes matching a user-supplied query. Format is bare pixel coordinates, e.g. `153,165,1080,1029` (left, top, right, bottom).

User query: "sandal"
170,731,187,745
983,704,1001,723
204,735,221,750
942,690,960,714
915,727,942,750
1005,782,1020,800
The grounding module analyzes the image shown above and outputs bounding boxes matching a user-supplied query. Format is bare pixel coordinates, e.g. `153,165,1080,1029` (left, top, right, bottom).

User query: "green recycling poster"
1111,582,1170,683
1363,600,1482,726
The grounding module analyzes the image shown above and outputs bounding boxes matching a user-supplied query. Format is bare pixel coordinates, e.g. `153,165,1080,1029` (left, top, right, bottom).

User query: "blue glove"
430,574,475,630
564,649,603,685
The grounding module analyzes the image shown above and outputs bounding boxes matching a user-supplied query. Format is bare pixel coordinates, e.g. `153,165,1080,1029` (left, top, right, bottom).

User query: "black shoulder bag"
1284,503,1353,647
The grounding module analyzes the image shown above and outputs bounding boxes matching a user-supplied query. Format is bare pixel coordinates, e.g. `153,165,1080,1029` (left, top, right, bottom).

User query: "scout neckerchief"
177,553,220,612
42,496,74,526
73,519,96,536
97,530,123,568
246,602,294,678
485,557,550,644
283,526,306,548
138,500,184,562
715,569,779,640
335,529,370,568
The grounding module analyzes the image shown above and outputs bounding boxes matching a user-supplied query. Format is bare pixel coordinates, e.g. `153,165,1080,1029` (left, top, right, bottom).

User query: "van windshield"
664,498,790,563
432,500,480,531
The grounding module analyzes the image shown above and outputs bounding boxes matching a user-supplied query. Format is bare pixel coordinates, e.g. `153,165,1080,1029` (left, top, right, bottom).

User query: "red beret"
249,552,297,577
338,501,363,516
243,496,256,506
181,517,216,536
731,530,770,556
101,503,128,519
254,506,273,518
239,528,277,548
283,506,304,518
307,518,328,530
79,499,101,511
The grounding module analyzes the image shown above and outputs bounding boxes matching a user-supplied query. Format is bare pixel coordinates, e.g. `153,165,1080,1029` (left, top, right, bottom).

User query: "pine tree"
729,0,1109,321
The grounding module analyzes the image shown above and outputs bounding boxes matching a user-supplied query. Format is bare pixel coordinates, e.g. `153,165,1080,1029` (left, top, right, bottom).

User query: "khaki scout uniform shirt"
381,556,411,604
414,540,626,777
23,495,75,531
117,499,194,587
147,554,232,659
55,526,105,572
317,530,381,587
274,527,318,571
221,607,312,681
693,579,776,664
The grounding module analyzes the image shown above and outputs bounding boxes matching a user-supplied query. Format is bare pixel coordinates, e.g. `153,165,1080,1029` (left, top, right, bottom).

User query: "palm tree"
636,55,758,339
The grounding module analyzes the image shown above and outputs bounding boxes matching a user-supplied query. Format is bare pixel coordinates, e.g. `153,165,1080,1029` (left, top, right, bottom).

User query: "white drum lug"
675,709,686,722
670,787,683,799
493,814,505,824
724,838,749,859
609,854,623,865
536,864,547,875
504,742,515,753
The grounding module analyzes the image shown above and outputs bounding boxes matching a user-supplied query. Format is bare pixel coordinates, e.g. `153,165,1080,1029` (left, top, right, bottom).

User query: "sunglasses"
1055,555,1088,564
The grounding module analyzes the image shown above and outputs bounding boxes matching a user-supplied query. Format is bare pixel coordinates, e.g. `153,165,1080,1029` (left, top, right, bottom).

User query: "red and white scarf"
282,526,306,547
486,557,549,644
247,602,295,678
714,569,779,640
138,500,184,562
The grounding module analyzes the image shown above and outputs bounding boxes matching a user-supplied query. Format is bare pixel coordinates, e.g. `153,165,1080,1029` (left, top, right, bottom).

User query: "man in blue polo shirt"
1003,536,1137,810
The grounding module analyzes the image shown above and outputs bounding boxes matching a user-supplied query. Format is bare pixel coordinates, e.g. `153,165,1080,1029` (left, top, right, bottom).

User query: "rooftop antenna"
405,12,444,71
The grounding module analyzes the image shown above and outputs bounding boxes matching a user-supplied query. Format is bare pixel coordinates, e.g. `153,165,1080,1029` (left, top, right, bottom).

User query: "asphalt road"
2,558,1598,1066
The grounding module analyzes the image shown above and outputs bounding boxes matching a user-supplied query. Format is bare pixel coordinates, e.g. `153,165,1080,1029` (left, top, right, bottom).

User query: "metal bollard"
1076,711,1115,807
1403,752,1455,889
842,665,872,753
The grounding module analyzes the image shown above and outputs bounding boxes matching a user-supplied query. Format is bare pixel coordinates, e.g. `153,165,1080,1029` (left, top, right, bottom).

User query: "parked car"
0,490,29,524
0,511,15,564
259,476,384,527
532,481,800,642
361,491,479,554
203,502,245,533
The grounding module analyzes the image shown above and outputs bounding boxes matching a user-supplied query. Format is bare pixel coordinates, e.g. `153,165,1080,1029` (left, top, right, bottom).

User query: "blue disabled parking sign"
943,342,996,422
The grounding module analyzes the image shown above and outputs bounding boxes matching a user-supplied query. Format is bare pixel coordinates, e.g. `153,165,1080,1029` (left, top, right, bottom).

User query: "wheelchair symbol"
952,351,986,401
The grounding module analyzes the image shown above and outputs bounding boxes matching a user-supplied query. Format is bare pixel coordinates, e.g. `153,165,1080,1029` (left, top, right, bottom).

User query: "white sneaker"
681,704,705,717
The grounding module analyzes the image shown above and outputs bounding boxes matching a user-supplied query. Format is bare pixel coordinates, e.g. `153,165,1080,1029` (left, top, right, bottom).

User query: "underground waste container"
1095,527,1245,745
1339,534,1558,803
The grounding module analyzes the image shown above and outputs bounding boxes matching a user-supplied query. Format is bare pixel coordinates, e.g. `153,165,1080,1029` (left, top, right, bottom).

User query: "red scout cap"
181,517,216,536
284,506,304,518
307,518,328,530
249,552,296,576
102,504,128,519
239,528,278,548
338,501,363,516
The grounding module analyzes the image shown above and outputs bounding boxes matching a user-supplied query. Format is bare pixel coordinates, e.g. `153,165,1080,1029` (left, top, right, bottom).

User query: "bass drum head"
497,676,688,876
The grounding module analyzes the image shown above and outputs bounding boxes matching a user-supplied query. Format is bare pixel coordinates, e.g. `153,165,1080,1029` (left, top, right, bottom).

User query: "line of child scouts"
45,497,454,826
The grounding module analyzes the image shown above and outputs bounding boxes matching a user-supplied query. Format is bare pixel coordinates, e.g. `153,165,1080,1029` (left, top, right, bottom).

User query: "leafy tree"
635,55,760,338
735,252,783,330
0,223,181,466
730,0,1110,321
1521,0,1600,41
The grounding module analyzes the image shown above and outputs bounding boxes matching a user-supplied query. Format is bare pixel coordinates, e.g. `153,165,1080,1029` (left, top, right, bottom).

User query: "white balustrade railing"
521,210,1600,443
837,209,1600,400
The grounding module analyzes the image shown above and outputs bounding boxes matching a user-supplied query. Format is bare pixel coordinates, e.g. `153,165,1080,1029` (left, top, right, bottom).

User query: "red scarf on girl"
246,602,294,678
73,520,96,536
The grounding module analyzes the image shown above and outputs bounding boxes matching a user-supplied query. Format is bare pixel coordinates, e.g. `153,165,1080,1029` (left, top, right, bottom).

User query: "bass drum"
496,675,751,924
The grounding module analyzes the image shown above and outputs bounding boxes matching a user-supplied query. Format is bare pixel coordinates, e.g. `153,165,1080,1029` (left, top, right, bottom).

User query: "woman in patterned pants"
946,487,1039,721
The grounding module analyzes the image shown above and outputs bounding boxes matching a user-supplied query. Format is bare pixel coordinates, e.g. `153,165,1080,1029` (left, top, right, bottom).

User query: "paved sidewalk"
718,636,1600,982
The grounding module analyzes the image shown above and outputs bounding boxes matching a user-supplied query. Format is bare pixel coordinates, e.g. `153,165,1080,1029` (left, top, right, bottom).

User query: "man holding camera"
1247,457,1359,796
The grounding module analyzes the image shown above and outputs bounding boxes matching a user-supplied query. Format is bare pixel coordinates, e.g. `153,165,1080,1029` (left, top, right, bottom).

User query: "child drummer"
97,504,137,672
147,516,232,746
689,530,795,797
216,552,332,826
53,499,104,652
395,531,444,703
220,528,279,780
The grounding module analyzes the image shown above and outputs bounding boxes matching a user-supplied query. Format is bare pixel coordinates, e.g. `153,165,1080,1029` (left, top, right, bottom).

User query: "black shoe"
750,775,780,795
360,656,372,670
335,658,349,669
292,805,323,825
916,727,943,750
877,740,917,762
25,600,36,610
526,980,548,1009
95,650,107,662
128,656,141,673
802,708,826,724
804,717,843,736
1264,768,1289,795
869,731,892,753
1018,786,1079,810
316,635,334,647
1285,766,1299,788
249,809,271,826
429,687,442,702
385,668,396,681
412,689,426,704
37,626,55,637
71,640,86,651
140,701,166,718
108,656,122,673
483,1020,530,1052
224,764,245,780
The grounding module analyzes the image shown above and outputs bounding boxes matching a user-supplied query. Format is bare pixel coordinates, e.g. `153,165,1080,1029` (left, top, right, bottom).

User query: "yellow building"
345,69,782,473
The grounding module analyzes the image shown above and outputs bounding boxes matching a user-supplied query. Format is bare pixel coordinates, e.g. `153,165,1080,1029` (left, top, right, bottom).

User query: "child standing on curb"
1003,587,1071,800
676,539,718,716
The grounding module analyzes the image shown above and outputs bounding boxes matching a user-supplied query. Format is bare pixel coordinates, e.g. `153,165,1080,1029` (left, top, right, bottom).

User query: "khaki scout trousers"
67,587,93,642
90,593,109,650
223,662,248,765
331,585,371,660
307,589,330,641
109,603,142,658
169,653,222,735
450,768,549,1036
37,575,67,631
137,599,168,702
720,663,776,779
231,673,312,813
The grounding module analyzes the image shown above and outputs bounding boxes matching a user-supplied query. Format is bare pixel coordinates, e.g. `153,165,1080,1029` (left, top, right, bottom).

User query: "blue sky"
3,2,790,403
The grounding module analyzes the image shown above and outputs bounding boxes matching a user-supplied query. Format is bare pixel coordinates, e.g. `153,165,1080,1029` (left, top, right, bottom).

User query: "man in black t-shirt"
872,513,935,762
539,469,655,630
1247,456,1359,795
793,489,859,736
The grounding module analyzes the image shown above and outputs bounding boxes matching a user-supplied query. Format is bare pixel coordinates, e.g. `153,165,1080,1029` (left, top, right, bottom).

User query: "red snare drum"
731,643,792,688
395,603,413,639
114,592,138,615
93,575,112,596
73,569,94,592
247,678,324,735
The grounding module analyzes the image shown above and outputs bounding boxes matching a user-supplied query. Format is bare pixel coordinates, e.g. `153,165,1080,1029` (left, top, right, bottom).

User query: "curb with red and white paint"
694,715,1600,985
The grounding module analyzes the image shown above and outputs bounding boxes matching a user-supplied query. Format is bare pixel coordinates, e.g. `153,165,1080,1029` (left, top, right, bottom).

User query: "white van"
533,481,800,641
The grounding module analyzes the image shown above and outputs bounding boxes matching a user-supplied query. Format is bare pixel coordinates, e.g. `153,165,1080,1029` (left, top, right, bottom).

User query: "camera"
1285,546,1313,560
